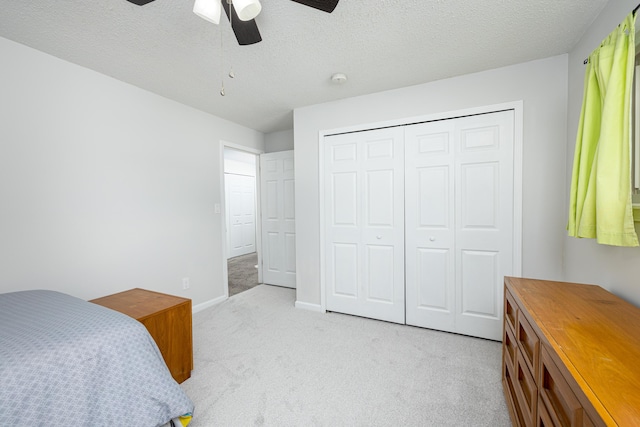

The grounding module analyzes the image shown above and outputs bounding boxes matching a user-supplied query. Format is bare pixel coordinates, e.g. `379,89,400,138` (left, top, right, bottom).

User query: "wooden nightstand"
90,288,193,383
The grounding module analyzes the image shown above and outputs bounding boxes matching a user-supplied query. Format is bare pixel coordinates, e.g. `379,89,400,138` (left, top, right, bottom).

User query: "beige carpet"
227,252,259,297
180,285,510,426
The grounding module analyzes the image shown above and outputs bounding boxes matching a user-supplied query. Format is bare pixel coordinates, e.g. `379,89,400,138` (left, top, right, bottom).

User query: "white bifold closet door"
323,110,515,341
324,127,405,324
260,151,296,288
405,110,514,340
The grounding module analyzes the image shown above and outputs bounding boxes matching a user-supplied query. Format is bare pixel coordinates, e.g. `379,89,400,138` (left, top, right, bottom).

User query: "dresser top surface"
89,288,191,320
506,277,640,426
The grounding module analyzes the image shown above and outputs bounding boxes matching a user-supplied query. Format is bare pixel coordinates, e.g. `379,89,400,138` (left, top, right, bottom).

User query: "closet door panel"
365,169,395,226
333,243,358,297
365,245,395,302
460,249,499,316
455,111,514,340
460,162,499,229
405,120,456,332
418,166,450,227
332,172,358,226
325,128,405,324
416,248,450,309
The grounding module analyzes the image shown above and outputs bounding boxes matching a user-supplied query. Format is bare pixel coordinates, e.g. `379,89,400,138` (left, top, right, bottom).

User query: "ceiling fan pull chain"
226,1,235,82
220,16,225,96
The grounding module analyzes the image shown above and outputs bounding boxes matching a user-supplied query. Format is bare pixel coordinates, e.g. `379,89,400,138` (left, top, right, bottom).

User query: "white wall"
294,55,568,307
224,147,257,176
564,0,640,307
0,36,264,306
265,129,294,153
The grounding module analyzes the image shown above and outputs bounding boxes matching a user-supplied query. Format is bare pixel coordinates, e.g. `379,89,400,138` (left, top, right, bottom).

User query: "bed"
0,290,195,426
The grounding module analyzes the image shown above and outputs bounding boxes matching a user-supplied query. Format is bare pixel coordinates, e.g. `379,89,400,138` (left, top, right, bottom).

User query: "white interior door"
405,119,456,333
225,173,256,259
324,127,405,324
260,151,296,288
405,110,514,340
454,111,513,340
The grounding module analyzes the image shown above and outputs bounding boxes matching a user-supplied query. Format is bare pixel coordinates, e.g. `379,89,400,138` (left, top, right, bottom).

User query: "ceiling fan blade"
221,0,262,45
126,0,156,5
290,0,339,13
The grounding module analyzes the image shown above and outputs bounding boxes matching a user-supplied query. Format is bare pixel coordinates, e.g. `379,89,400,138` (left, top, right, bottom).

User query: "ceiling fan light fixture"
232,0,262,21
193,0,221,24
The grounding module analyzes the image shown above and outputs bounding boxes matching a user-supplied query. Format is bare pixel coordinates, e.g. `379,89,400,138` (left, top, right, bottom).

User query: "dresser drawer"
503,318,517,370
536,368,597,427
504,355,526,427
514,349,538,426
537,396,554,427
539,346,582,426
582,414,595,427
505,289,518,334
517,310,539,380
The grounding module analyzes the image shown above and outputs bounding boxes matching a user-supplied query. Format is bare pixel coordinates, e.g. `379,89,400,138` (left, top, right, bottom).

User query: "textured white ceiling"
0,0,609,133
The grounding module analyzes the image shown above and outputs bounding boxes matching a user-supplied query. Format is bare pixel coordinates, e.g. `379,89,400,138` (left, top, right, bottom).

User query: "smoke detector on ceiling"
331,73,348,84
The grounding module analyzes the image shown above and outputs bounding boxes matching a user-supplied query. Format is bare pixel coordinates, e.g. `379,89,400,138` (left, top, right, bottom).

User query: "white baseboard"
192,294,227,314
295,300,325,313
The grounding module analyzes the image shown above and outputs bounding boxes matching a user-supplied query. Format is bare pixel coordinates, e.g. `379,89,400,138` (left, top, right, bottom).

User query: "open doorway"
223,146,261,297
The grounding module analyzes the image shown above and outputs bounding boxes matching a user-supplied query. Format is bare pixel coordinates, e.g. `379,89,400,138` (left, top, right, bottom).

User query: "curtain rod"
583,3,640,64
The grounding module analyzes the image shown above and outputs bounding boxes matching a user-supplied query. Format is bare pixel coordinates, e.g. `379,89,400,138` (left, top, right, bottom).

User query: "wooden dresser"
502,277,640,426
90,288,193,383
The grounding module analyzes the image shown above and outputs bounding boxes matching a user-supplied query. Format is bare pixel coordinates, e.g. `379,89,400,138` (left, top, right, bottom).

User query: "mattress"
0,290,194,426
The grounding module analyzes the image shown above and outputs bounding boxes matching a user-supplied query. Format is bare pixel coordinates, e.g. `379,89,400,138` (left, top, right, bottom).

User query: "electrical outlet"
182,277,190,290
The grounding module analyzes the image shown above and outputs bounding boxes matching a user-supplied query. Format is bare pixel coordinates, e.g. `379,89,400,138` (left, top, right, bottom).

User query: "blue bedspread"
0,290,194,426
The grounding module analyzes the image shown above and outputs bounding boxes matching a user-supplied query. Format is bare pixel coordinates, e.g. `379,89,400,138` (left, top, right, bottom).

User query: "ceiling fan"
126,0,340,45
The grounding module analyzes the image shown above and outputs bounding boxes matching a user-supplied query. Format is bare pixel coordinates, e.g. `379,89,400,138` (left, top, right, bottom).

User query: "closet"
324,110,515,341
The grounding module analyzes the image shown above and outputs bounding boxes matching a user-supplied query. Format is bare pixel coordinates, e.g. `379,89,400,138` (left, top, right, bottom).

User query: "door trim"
318,101,523,314
219,141,264,298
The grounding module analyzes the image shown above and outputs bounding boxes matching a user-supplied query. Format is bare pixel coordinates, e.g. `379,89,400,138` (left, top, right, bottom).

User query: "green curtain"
568,12,638,247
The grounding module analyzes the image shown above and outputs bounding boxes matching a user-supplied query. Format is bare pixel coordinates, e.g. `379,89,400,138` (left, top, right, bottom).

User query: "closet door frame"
318,101,523,314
